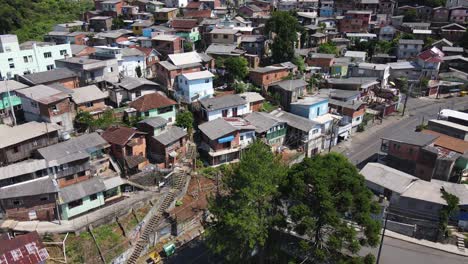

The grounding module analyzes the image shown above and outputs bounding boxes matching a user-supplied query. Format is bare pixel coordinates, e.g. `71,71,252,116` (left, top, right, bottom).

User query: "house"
0,122,60,165
55,57,120,86
290,96,329,121
338,10,372,33
270,109,323,156
441,46,464,56
326,77,380,94
245,111,287,147
143,25,176,38
53,20,86,32
91,29,133,46
164,0,188,8
154,7,179,22
417,47,444,79
238,4,268,18
102,126,149,172
349,63,390,87
269,79,308,111
137,117,187,167
381,130,441,180
134,47,160,78
0,80,26,125
328,99,366,132
151,35,184,58
344,51,367,62
320,1,335,17
210,28,241,45
428,119,468,141
171,19,201,42
131,20,154,35
388,61,420,82
92,46,147,78
440,23,467,42
155,51,214,89
175,70,214,103
239,92,265,112
151,126,188,167
71,44,96,57
198,117,256,166
185,9,213,19
240,35,265,56
70,85,109,117
361,163,468,224
205,43,246,57
306,53,335,72
0,232,49,263
0,34,71,79
18,68,79,89
37,133,123,220
108,77,159,107
379,25,396,41
89,16,113,32
449,6,468,24
200,94,249,121
100,0,123,17
44,31,87,45
16,85,74,133
129,92,177,124
432,6,450,22
397,39,424,59
249,66,290,89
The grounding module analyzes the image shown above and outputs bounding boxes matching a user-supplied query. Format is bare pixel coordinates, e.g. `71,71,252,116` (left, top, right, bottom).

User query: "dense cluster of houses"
0,0,466,227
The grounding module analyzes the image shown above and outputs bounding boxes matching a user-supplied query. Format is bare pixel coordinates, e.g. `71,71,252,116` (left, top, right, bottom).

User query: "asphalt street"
339,96,468,165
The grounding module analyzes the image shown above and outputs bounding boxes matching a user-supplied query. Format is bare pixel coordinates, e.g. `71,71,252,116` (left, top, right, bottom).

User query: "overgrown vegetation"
318,41,338,55
439,189,459,240
0,0,94,42
265,11,300,63
75,110,119,133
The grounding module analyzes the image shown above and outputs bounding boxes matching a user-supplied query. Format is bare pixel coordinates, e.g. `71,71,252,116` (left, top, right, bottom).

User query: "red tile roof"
102,126,144,146
418,47,444,62
422,130,468,154
0,232,48,264
185,9,212,18
186,1,203,9
171,19,199,30
129,92,177,112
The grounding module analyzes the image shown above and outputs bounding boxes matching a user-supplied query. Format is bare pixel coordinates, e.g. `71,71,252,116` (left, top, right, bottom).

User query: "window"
205,79,209,83
312,129,319,134
51,105,58,111
222,109,228,117
25,243,37,254
240,135,244,140
85,102,94,108
145,111,150,117
213,34,218,39
90,194,98,201
13,146,19,153
28,55,33,62
31,101,38,108
135,90,141,97
40,196,49,201
60,49,67,56
158,105,173,114
44,52,52,58
12,200,22,206
9,63,14,69
223,34,228,39
47,64,54,70
65,175,74,181
356,116,361,121
23,56,29,63
68,199,83,209
109,67,114,72
11,249,23,261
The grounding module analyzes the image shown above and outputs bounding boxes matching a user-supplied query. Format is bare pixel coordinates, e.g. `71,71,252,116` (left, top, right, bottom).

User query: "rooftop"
360,162,419,194
0,80,28,93
129,92,176,112
138,116,168,128
71,85,108,104
200,94,247,111
20,68,77,85
422,130,468,154
244,112,284,133
0,121,61,149
15,85,70,105
398,39,424,45
198,118,238,140
117,77,159,90
270,109,318,133
382,130,439,146
154,126,187,145
181,70,214,80
0,159,47,181
239,92,264,103
102,126,145,146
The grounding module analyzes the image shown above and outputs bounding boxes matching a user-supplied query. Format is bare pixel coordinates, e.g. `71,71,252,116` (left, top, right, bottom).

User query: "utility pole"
401,83,413,117
376,211,389,264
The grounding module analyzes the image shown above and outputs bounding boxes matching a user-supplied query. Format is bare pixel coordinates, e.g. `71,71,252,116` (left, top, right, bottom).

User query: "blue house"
290,96,329,120
176,70,214,103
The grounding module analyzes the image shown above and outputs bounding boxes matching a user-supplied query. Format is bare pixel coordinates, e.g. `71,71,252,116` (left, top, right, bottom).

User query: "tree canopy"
223,57,249,81
175,111,194,130
265,11,300,63
280,153,381,262
205,141,287,263
206,151,382,263
318,42,338,55
0,0,94,42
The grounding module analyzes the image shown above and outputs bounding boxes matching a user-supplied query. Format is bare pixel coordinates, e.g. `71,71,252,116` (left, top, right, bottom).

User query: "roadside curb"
384,230,468,257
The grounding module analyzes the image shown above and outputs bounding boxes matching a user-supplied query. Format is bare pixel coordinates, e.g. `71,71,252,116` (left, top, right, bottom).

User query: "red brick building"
339,10,372,33
249,66,290,89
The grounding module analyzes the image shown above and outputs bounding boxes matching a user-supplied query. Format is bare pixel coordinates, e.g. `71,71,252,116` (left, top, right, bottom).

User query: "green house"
245,112,287,147
0,80,27,117
129,93,177,124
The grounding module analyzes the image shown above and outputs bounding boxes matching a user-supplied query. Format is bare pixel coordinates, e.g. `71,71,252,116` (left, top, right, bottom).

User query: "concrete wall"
205,104,250,121
177,75,214,103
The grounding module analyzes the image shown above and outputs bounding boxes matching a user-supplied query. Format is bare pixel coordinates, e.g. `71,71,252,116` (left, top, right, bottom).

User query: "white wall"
206,104,250,121
120,55,147,78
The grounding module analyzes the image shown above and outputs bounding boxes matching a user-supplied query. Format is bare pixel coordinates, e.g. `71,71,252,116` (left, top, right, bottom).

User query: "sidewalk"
385,230,468,257
0,190,162,234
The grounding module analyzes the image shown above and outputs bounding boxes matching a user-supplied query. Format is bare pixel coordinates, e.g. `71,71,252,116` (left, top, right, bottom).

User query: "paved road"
165,236,468,264
336,96,468,165
359,236,467,264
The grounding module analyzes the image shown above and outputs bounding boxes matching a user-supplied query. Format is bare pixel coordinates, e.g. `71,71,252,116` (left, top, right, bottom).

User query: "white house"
93,46,147,78
0,34,72,79
175,70,214,103
164,0,188,8
200,94,249,121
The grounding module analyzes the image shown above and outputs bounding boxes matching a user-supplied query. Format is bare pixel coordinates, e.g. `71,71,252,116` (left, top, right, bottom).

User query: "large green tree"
175,110,194,136
318,42,338,55
280,153,381,262
205,141,287,263
265,11,300,63
223,57,249,81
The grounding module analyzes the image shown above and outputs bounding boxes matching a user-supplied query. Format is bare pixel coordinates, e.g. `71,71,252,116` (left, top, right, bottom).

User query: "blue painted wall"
290,98,329,120
178,76,214,103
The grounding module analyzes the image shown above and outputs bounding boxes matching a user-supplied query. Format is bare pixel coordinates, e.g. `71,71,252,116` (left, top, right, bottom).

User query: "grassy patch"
93,223,129,262
66,232,101,264
119,213,139,234
261,101,278,113
135,206,150,221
